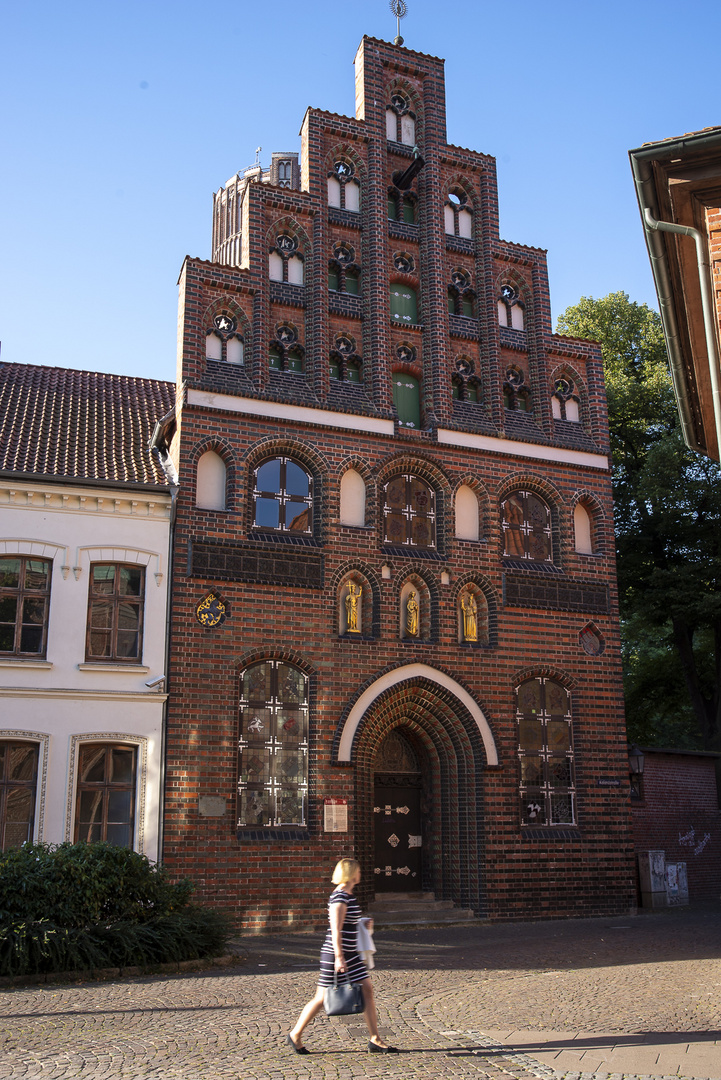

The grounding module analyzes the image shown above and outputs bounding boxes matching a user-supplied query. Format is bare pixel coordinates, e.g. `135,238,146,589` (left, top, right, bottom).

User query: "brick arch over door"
334,662,498,765
345,669,497,914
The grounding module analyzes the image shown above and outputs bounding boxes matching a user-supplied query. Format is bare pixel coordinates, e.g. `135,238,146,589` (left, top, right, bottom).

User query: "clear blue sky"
1,0,717,383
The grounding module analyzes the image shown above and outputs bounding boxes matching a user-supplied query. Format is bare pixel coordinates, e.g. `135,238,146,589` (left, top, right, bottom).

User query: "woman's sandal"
368,1040,398,1053
287,1034,310,1055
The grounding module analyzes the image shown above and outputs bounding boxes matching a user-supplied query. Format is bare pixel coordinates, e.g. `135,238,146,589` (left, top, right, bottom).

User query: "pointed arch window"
552,377,581,421
517,677,576,826
327,160,360,212
253,457,313,534
501,491,552,562
238,661,308,828
498,284,525,330
383,474,436,549
328,241,361,296
269,233,305,286
386,92,416,146
445,190,473,238
205,314,244,365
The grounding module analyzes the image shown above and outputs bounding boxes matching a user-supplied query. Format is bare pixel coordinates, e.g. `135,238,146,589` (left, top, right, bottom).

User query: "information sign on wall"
324,798,348,832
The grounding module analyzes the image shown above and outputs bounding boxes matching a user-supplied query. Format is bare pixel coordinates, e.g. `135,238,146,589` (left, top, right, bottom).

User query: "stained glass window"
238,661,308,827
517,678,575,826
501,491,552,562
383,474,436,549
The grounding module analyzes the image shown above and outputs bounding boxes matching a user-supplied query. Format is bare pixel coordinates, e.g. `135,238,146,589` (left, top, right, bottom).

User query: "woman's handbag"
323,971,364,1016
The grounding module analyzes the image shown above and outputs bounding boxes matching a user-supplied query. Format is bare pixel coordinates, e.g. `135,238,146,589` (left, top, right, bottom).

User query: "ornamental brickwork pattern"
162,35,635,931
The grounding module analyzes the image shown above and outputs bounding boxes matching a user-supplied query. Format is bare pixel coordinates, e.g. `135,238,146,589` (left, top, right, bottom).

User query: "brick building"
156,36,636,929
631,748,721,901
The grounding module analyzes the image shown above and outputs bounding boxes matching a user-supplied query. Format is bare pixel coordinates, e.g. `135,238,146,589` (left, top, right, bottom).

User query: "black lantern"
628,744,645,800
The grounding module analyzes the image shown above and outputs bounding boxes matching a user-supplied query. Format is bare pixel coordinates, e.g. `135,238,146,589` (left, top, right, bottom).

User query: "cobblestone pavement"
0,904,719,1080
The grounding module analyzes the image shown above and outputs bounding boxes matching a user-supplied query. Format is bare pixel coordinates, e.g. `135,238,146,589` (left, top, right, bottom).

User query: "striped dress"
318,888,369,986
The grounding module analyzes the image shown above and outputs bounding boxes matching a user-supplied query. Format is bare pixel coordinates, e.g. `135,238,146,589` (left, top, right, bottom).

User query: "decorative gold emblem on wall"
195,591,227,628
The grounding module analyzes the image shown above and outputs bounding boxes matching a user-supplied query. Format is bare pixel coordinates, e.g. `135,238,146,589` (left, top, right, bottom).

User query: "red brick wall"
162,36,636,931
631,752,721,900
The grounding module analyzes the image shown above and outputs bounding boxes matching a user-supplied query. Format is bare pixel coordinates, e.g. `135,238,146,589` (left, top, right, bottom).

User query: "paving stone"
0,905,719,1079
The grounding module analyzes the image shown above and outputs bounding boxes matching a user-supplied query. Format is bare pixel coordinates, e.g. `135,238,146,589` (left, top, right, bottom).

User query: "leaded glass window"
238,661,308,827
0,741,38,850
383,474,436,549
517,677,575,826
501,491,552,562
253,457,313,533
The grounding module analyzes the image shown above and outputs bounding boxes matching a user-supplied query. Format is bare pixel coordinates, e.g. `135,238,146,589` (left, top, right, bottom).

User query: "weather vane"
389,0,407,46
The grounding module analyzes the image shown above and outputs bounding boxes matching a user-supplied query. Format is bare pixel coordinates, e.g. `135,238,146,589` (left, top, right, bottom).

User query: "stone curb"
0,945,248,989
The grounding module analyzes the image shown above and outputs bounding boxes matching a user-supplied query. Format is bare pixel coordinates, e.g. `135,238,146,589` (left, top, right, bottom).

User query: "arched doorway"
372,728,427,892
337,665,498,915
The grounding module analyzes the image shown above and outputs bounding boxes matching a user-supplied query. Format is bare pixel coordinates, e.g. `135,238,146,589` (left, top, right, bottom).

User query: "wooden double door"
373,777,423,891
372,728,428,892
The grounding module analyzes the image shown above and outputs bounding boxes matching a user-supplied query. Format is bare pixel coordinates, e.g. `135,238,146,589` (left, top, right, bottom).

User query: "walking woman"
287,858,396,1054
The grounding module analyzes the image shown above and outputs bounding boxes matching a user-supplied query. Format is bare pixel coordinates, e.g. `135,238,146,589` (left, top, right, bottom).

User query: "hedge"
0,843,230,977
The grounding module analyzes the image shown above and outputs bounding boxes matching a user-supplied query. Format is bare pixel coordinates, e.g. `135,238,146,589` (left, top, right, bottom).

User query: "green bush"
0,908,231,977
0,842,193,927
0,843,230,977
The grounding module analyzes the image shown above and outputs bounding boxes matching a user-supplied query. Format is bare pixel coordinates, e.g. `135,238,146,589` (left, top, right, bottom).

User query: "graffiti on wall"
679,827,711,856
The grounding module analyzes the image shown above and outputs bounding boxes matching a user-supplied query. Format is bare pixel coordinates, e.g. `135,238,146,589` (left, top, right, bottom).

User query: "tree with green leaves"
557,291,721,752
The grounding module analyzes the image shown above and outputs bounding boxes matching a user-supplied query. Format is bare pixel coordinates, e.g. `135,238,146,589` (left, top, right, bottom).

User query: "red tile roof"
0,363,175,487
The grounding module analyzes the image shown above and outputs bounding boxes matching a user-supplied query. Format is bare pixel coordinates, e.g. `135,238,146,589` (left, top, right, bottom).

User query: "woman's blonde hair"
332,858,360,885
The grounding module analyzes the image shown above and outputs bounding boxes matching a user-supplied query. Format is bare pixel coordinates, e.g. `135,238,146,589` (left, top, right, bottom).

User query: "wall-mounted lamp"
628,744,645,800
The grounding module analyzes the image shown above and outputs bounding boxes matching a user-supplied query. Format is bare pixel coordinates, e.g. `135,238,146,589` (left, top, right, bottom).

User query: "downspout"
642,207,721,458
156,470,178,866
149,415,180,866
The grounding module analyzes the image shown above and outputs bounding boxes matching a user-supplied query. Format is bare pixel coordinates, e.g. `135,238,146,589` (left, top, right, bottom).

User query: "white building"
0,363,175,860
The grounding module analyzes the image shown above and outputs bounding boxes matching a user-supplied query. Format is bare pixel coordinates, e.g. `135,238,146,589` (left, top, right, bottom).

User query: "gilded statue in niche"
406,590,419,637
345,582,362,633
461,590,478,642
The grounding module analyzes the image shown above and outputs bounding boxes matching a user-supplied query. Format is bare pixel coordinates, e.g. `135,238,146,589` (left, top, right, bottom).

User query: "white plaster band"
437,428,608,470
186,390,609,470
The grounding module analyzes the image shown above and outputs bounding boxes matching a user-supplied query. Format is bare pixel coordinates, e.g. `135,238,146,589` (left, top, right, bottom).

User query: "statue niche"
399,577,430,641
458,585,489,645
339,575,370,636
345,581,362,632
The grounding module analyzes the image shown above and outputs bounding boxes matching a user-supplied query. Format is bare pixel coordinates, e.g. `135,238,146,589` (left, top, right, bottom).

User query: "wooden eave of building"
630,127,721,460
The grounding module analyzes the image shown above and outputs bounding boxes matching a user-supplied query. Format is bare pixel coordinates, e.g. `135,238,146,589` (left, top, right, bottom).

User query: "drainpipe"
156,471,178,866
149,415,180,866
642,207,721,459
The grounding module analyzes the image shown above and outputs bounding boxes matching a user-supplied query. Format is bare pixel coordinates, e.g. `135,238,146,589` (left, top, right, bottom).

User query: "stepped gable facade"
160,35,636,929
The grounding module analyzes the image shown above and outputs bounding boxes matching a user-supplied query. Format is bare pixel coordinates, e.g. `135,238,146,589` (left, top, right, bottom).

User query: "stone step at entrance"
367,891,475,927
